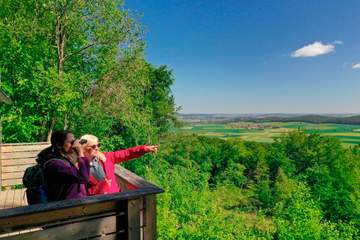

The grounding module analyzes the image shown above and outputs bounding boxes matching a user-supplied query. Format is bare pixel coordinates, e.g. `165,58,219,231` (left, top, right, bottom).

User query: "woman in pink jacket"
79,134,158,195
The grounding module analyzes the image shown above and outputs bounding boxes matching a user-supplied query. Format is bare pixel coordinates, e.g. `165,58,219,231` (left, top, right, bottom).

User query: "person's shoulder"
45,158,71,168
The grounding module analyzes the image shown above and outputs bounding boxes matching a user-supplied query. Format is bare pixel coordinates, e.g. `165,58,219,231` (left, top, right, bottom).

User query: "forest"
0,1,359,239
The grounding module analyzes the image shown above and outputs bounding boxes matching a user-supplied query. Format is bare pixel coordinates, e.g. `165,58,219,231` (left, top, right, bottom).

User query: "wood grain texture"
143,195,156,240
2,159,37,167
2,165,34,173
1,143,49,153
115,165,160,189
1,152,40,160
128,198,141,240
1,215,121,240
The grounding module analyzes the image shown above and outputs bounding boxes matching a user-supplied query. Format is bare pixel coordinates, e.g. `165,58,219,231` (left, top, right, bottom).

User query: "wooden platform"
0,189,27,209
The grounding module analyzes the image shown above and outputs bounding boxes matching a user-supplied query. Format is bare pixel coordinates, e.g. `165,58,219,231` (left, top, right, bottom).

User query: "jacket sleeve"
45,157,90,184
87,176,110,195
104,145,149,164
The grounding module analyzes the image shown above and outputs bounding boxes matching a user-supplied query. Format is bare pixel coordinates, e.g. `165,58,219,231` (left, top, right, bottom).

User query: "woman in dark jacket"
37,130,90,201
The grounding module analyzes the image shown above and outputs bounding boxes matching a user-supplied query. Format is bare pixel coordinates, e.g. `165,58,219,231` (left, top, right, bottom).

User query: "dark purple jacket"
37,147,90,202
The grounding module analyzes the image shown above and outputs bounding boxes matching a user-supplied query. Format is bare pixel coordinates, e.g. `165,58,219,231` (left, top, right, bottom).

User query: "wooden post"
0,120,2,190
128,198,141,240
117,175,129,192
143,195,156,240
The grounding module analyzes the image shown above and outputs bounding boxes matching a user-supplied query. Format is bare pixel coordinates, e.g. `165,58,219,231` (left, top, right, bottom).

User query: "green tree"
0,0,144,142
274,183,323,240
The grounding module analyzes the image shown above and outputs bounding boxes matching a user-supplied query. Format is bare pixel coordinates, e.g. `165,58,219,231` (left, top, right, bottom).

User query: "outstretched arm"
104,145,159,164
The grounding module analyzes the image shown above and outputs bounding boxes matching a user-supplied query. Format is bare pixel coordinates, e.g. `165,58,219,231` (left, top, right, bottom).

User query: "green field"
180,122,360,146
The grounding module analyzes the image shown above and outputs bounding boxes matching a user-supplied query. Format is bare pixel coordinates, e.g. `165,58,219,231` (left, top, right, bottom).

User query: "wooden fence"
0,142,50,188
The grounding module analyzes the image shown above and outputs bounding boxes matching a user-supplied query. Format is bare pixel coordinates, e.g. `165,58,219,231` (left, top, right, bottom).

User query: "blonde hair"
80,134,98,147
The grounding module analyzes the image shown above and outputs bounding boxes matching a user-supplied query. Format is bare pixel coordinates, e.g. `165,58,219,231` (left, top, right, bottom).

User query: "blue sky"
125,0,360,114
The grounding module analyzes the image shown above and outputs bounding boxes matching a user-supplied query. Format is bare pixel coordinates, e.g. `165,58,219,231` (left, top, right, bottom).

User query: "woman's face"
84,139,100,157
62,133,75,153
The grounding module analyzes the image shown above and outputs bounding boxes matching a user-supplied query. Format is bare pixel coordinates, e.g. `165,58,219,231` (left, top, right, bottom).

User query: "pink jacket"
87,145,149,195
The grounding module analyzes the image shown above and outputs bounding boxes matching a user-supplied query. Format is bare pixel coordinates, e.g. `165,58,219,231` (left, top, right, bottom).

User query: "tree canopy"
0,0,177,145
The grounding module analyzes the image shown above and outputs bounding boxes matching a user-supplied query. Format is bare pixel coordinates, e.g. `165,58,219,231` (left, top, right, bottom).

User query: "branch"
63,40,113,62
63,43,97,61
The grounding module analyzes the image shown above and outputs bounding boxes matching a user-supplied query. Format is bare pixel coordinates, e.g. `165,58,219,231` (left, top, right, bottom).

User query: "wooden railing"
115,166,161,239
0,165,163,240
0,142,164,239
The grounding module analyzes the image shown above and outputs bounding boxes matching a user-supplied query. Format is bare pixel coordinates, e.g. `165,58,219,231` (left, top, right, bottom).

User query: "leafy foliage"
0,0,176,144
142,132,360,239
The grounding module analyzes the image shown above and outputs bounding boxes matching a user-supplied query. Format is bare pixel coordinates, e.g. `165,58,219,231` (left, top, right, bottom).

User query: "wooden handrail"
0,187,162,225
115,165,160,189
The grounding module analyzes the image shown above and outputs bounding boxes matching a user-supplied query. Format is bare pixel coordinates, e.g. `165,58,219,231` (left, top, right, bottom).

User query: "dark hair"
50,130,73,152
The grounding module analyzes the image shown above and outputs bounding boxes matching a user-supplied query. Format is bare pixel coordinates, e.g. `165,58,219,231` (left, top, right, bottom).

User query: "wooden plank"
2,179,23,187
2,165,34,173
143,195,156,240
0,187,159,221
2,190,9,209
0,228,41,239
0,199,127,233
3,189,14,209
140,197,144,240
2,159,36,167
116,175,129,192
39,211,125,228
1,151,40,160
90,231,126,240
1,142,49,146
5,190,15,209
0,127,3,189
21,188,27,207
0,191,8,209
128,198,141,240
2,172,25,180
1,215,123,240
115,165,159,189
1,143,49,153
12,189,23,208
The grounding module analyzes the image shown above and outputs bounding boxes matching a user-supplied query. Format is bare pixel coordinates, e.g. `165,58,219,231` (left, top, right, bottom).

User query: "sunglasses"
89,144,101,150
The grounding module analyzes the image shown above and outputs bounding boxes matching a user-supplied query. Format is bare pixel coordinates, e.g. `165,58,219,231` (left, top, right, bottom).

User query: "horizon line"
178,112,360,115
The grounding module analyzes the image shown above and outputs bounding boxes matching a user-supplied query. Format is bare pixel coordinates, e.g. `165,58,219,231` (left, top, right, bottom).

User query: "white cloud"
352,63,360,69
291,41,335,58
333,40,343,45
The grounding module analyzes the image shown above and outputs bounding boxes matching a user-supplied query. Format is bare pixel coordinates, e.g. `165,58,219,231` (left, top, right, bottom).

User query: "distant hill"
250,114,360,125
179,113,360,125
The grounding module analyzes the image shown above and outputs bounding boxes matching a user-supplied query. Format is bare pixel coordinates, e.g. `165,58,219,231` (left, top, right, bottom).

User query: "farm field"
180,122,360,146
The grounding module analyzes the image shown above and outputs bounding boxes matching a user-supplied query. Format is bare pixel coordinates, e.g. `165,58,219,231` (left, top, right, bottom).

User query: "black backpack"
23,159,64,205
23,164,48,205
